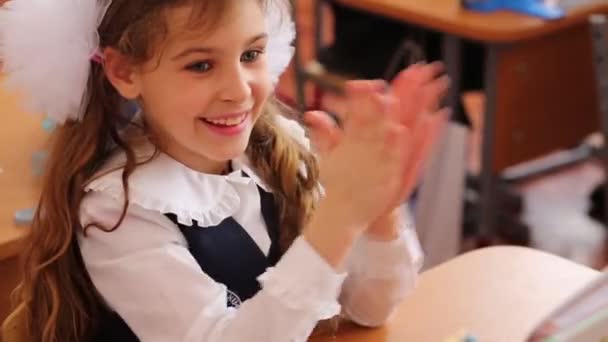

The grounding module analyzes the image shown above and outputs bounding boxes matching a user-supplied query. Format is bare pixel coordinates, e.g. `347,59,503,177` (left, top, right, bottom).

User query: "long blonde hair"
14,1,319,341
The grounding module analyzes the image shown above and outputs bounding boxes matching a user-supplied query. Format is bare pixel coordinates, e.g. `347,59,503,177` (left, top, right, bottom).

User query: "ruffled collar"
85,143,272,227
84,114,310,226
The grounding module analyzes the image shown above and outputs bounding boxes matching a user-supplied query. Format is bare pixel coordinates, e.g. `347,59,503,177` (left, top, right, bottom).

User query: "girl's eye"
241,50,263,63
186,61,212,73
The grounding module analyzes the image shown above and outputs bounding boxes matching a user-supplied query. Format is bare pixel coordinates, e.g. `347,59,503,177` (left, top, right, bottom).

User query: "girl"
0,0,449,341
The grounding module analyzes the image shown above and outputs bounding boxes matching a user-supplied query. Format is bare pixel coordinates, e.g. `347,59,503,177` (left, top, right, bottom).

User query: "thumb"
303,111,342,154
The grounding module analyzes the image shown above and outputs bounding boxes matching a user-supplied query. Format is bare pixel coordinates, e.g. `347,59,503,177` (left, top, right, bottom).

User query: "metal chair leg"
590,15,608,228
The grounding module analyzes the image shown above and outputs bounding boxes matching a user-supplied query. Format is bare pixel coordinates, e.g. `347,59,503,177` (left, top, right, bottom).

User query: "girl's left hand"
305,63,450,239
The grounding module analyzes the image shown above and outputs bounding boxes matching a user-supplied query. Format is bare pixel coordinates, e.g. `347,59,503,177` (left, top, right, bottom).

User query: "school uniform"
78,115,424,342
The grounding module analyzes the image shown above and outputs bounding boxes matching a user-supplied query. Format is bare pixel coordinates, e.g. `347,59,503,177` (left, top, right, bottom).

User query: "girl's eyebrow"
172,33,268,61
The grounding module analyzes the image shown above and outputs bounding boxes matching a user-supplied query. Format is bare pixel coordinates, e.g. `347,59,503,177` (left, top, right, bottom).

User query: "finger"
304,111,343,153
390,68,426,127
406,75,451,128
345,79,388,95
323,93,350,125
344,80,392,129
391,61,445,95
410,108,449,168
421,75,451,113
304,110,338,131
344,81,376,128
391,127,415,206
409,61,445,84
401,108,450,197
392,62,444,127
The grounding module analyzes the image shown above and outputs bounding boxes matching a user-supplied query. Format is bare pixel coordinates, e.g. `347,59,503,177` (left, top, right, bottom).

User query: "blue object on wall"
462,0,565,20
42,117,57,132
14,208,35,226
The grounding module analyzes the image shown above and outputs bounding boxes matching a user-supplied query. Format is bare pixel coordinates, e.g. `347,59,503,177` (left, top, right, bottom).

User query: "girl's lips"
199,112,250,136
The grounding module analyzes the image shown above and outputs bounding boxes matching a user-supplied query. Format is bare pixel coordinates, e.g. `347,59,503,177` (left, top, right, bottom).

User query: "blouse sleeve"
339,207,424,327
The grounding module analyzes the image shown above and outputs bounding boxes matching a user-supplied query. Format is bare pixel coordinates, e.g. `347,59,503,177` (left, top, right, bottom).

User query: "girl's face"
121,1,273,173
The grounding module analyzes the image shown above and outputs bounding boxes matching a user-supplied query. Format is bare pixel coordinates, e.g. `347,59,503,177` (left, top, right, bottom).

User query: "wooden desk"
0,75,46,320
325,0,608,265
337,0,608,43
312,246,601,342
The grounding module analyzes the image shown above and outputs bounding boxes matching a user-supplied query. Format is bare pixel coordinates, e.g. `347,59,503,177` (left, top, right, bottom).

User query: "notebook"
527,271,608,342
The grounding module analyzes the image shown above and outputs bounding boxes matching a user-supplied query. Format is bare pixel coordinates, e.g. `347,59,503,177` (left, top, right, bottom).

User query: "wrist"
365,209,402,241
303,200,362,270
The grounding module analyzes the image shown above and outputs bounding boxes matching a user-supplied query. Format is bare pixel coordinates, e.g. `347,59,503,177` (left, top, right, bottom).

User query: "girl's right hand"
302,80,409,268
303,63,449,268
316,80,411,235
310,63,449,236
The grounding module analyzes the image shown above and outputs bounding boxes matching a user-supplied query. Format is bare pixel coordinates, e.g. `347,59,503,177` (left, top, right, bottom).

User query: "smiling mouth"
200,112,249,127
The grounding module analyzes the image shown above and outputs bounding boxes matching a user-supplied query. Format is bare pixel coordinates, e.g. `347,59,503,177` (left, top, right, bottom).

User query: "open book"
526,271,608,342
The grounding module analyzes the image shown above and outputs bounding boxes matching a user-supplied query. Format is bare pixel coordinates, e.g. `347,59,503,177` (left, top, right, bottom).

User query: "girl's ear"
102,47,143,100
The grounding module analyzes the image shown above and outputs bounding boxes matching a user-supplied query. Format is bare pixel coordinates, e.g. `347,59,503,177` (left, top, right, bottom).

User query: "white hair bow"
0,0,295,124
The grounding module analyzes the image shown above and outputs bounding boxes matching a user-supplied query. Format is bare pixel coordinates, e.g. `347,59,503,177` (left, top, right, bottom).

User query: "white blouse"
78,116,424,342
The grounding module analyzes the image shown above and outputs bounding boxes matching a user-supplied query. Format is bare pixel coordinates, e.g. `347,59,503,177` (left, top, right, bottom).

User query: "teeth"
204,114,246,126
225,116,243,125
207,118,227,125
